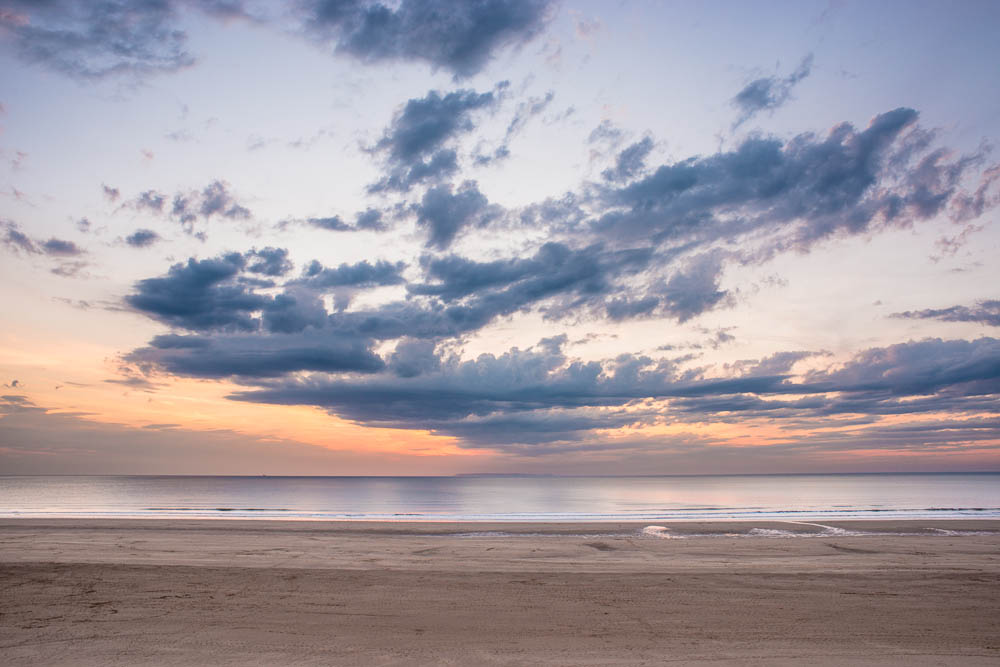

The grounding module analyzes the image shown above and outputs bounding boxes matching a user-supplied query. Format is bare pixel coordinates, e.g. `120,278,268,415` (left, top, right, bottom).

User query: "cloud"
591,108,992,261
126,330,385,379
892,300,1000,327
40,238,84,256
50,260,89,277
104,370,162,392
124,249,408,335
732,54,813,128
299,258,406,288
368,87,497,192
475,89,555,165
127,180,250,237
2,0,553,85
2,219,39,254
124,228,160,248
225,336,999,448
306,208,387,232
370,149,459,193
246,247,293,277
134,190,166,212
658,252,730,322
601,136,654,183
388,338,441,377
307,215,354,231
0,0,195,80
260,288,328,333
588,119,623,146
114,105,1000,453
170,180,250,230
354,208,385,230
410,241,654,324
802,337,1000,396
0,395,392,475
125,252,269,332
3,221,88,278
300,0,554,78
413,180,501,248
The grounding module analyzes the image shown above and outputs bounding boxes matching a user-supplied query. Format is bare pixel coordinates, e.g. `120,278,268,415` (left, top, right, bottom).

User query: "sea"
0,473,998,522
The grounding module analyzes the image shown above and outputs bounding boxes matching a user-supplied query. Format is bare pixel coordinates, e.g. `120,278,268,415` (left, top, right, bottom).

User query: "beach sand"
1,519,999,665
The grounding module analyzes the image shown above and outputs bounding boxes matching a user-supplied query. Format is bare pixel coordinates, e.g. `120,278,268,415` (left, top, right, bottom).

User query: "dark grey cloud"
2,220,39,254
892,299,1000,327
355,208,385,230
0,0,195,80
414,180,500,248
225,336,999,448
388,338,440,378
125,249,409,335
125,252,268,332
307,216,353,231
399,238,716,326
3,222,86,267
114,104,1000,452
592,108,989,261
170,180,250,231
410,241,654,325
192,180,250,219
300,0,553,78
307,208,387,232
673,337,1000,423
2,0,552,84
101,184,120,201
375,89,492,165
135,190,166,212
246,247,293,277
40,238,84,256
126,330,385,379
732,54,813,128
658,252,729,323
369,87,497,192
124,228,160,248
223,340,771,445
299,258,406,288
601,136,653,183
128,180,250,237
261,288,328,333
803,336,1000,397
370,149,459,193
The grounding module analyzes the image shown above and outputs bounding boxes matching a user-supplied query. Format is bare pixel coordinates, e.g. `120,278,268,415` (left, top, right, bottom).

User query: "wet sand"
2,519,999,665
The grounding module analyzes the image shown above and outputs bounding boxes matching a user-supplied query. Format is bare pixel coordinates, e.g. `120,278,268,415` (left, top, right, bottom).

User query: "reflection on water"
0,473,998,521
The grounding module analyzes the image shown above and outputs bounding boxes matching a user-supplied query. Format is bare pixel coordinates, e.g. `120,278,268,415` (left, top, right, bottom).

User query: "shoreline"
3,516,1000,534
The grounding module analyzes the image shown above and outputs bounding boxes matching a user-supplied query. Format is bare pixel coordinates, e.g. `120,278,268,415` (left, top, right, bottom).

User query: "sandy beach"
2,519,999,665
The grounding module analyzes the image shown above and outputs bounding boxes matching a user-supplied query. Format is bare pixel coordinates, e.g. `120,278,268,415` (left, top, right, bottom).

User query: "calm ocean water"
0,473,998,521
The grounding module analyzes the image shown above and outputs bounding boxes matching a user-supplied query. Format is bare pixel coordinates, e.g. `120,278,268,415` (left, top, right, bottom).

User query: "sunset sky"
1,0,998,475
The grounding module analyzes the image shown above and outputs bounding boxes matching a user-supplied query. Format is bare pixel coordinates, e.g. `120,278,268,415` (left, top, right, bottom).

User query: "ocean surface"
0,473,998,522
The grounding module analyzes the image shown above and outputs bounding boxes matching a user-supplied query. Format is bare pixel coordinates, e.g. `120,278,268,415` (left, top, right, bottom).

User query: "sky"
1,0,998,475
